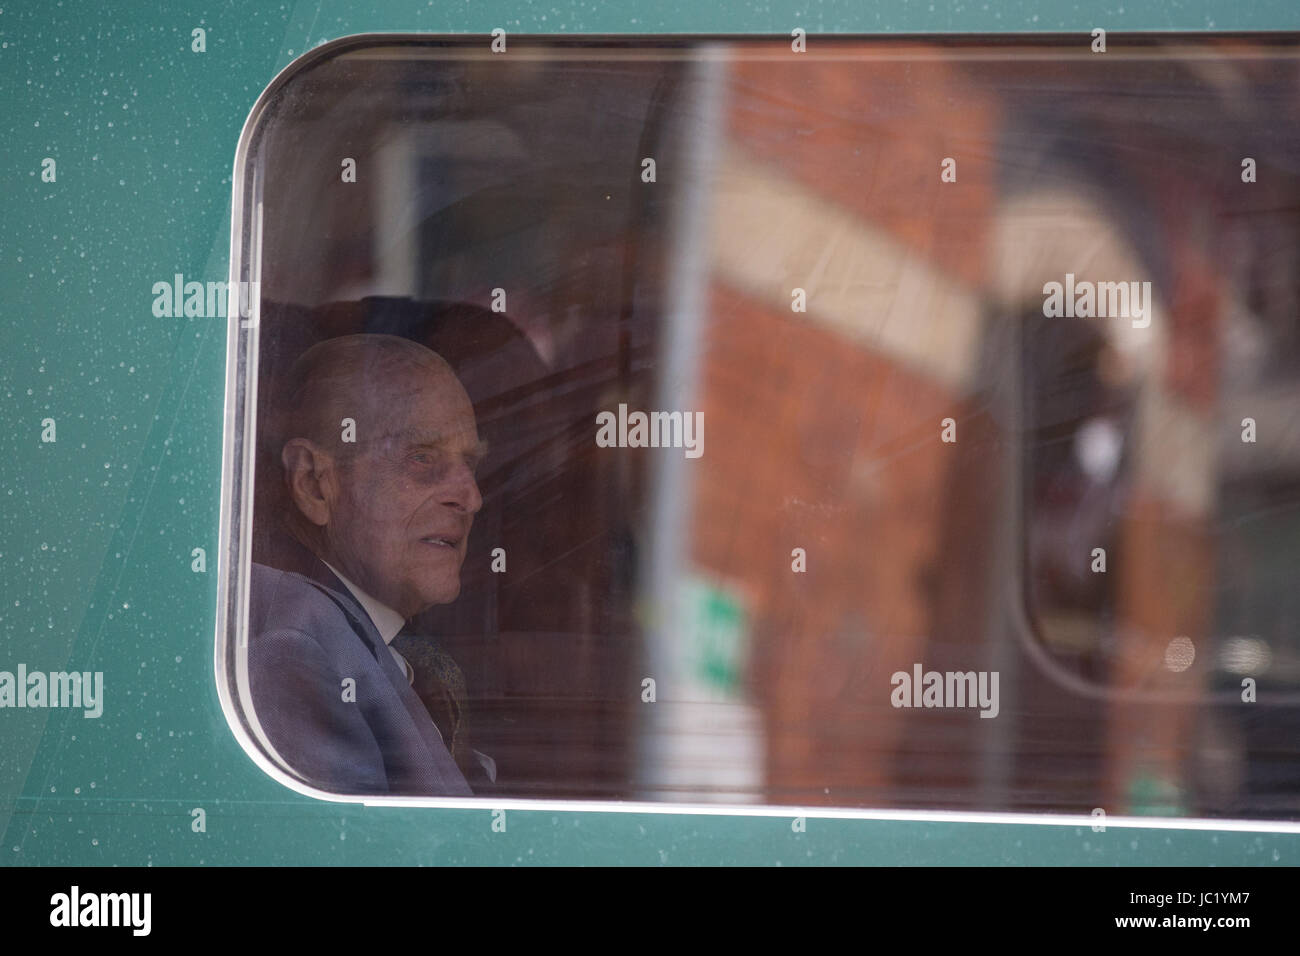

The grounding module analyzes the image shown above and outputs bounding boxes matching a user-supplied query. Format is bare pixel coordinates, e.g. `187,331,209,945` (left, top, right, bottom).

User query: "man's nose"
443,462,483,515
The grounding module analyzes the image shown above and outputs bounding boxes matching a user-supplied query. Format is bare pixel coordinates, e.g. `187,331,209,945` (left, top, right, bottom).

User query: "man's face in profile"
322,362,485,619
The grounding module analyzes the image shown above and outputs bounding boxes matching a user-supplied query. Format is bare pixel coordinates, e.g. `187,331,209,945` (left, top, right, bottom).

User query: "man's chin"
415,579,461,611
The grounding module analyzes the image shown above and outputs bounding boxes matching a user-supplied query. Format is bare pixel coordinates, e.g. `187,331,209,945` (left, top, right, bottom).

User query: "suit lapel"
294,553,469,790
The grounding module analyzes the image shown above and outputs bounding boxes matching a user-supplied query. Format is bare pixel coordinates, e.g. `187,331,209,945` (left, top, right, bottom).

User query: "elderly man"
247,333,489,796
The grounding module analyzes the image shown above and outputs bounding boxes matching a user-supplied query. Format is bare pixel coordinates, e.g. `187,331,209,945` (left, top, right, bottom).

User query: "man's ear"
281,438,335,528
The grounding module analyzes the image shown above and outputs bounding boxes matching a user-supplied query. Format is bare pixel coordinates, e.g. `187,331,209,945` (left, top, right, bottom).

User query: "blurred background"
243,36,1300,819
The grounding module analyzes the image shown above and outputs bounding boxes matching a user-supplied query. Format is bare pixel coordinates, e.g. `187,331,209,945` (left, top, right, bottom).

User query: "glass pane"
220,35,1300,821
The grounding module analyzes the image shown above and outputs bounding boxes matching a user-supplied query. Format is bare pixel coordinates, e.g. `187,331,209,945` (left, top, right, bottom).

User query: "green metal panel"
3,0,1299,865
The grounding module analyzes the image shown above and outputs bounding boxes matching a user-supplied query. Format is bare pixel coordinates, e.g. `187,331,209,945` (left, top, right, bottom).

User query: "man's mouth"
420,535,461,550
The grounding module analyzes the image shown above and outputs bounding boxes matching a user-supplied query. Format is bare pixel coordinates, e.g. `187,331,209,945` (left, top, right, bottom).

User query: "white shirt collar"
321,561,407,646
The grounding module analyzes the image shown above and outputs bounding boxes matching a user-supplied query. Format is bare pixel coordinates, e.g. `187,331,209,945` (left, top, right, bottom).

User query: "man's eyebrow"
384,426,440,447
384,428,489,460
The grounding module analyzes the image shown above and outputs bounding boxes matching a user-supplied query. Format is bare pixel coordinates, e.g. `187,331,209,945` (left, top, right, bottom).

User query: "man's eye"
409,453,434,465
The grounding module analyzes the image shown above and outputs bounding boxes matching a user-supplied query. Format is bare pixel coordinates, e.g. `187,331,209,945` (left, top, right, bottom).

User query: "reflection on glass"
229,36,1300,819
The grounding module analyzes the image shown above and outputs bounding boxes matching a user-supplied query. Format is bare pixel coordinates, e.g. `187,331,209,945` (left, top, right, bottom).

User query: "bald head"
278,334,459,456
275,334,484,618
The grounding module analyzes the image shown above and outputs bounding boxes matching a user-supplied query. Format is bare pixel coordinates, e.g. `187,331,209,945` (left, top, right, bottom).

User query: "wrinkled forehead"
357,361,478,444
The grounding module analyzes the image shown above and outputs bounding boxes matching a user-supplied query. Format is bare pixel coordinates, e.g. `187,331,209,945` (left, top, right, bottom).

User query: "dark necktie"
391,626,471,772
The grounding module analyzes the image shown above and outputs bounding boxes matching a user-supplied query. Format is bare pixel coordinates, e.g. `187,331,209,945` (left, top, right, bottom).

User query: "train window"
217,35,1300,822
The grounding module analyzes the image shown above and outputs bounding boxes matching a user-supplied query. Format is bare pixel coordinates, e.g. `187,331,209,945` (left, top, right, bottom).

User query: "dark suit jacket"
247,556,473,797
